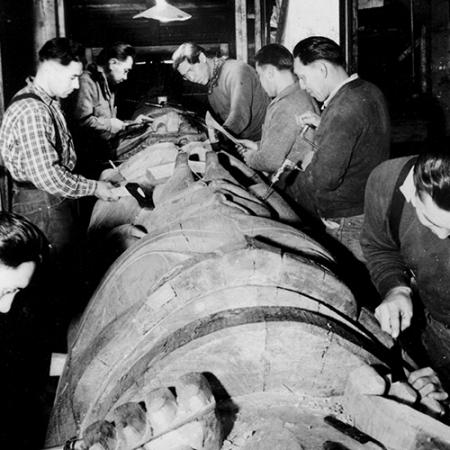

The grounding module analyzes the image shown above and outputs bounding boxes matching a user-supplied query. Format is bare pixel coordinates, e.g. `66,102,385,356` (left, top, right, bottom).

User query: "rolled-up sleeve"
361,165,411,297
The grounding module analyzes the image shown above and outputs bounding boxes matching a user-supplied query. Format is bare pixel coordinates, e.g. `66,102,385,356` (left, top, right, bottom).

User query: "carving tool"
205,111,246,156
390,336,408,382
108,160,154,208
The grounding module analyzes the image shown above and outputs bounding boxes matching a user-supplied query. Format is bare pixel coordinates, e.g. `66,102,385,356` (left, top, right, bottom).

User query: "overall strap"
387,156,418,246
0,93,63,211
8,93,63,154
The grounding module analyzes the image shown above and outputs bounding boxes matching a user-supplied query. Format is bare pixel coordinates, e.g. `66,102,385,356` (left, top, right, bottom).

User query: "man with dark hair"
0,211,47,313
237,43,319,174
0,37,119,240
289,36,390,261
0,212,52,448
361,151,450,391
69,42,137,177
172,42,269,141
0,37,119,319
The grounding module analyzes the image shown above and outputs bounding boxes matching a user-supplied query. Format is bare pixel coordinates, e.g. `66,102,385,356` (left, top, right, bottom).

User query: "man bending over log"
362,150,450,396
237,43,319,176
290,36,390,262
172,42,270,141
68,42,138,178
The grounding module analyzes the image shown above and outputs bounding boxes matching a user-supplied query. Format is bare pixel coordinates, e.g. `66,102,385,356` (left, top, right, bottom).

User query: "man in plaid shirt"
0,38,119,255
0,38,120,328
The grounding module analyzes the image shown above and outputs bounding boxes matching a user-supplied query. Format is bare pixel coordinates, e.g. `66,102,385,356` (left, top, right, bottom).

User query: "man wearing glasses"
69,42,136,178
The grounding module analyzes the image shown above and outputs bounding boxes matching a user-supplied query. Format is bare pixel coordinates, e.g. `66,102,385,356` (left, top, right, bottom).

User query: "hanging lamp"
133,0,192,23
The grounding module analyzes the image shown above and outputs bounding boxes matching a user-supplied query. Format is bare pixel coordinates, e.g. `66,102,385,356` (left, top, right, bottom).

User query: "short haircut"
97,42,136,67
414,152,450,211
172,42,207,70
292,36,345,67
0,212,48,268
255,44,293,71
39,37,85,66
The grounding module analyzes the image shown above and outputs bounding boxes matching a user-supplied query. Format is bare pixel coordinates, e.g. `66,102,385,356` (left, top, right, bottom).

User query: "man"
0,37,119,257
290,36,390,260
237,43,319,174
172,42,269,141
0,212,52,448
361,151,450,391
69,42,136,177
0,212,47,313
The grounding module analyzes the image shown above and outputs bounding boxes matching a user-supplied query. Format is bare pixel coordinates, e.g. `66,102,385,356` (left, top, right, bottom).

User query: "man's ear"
319,61,329,78
199,52,207,63
266,65,276,79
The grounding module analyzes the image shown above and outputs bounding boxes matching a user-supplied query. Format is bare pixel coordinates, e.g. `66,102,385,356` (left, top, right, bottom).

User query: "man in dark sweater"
361,152,450,392
289,36,390,261
172,42,269,141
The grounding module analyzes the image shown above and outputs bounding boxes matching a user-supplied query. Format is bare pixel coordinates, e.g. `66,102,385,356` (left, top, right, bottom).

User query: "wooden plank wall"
0,0,34,104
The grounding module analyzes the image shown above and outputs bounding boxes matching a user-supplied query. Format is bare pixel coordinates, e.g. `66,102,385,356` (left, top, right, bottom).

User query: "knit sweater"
208,59,269,141
286,77,390,219
246,83,319,172
361,156,450,326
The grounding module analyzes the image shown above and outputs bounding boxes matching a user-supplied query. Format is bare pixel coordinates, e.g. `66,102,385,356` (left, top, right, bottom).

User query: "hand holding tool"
390,335,408,382
108,161,154,208
204,111,246,155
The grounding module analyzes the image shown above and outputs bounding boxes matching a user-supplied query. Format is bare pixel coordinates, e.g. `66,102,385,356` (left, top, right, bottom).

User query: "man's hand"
235,139,258,160
133,114,153,124
94,181,121,202
375,286,413,338
110,118,126,134
296,111,321,129
408,367,448,401
237,139,258,152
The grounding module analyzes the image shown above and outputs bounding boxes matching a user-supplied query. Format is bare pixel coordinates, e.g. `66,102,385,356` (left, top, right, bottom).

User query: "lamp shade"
133,0,192,23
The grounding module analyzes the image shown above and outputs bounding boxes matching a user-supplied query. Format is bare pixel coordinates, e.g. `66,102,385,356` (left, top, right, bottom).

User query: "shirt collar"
400,167,416,203
322,73,359,109
271,82,298,105
26,77,58,105
95,65,113,98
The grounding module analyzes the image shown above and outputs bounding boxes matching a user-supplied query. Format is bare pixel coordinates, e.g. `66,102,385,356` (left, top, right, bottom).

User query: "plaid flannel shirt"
0,80,97,198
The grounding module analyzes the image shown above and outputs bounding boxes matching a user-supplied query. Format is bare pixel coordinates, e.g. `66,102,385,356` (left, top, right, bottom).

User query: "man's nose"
73,78,80,90
0,292,16,313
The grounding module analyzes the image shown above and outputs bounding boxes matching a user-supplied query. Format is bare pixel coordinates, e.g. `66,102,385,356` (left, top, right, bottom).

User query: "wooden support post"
275,0,289,44
33,0,58,66
420,24,429,94
235,0,248,62
0,41,4,124
0,40,8,213
255,0,262,53
340,0,358,73
56,0,66,37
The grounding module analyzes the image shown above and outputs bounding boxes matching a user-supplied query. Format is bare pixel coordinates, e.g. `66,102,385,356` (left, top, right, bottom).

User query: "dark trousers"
12,185,79,259
12,185,86,347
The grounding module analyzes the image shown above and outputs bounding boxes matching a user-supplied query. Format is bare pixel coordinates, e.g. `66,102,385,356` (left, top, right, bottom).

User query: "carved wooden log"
46,144,450,449
117,107,206,159
78,373,221,450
